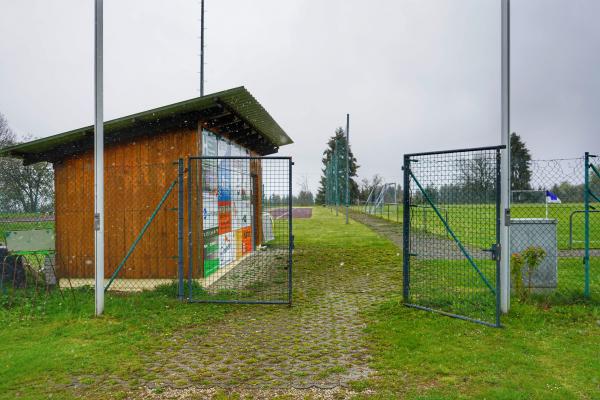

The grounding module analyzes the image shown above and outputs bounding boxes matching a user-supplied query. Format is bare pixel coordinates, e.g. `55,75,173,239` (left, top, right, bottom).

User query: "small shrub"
522,246,546,294
511,246,546,301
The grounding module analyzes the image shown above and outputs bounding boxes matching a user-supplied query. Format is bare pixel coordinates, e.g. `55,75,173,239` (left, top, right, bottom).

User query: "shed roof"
0,86,292,164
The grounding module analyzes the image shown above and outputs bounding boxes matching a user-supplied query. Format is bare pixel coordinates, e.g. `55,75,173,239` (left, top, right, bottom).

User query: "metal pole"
187,158,194,300
288,159,294,306
584,152,590,297
345,114,350,224
499,0,511,314
200,0,205,96
495,148,502,327
402,156,410,302
178,159,184,300
396,184,399,222
94,0,104,317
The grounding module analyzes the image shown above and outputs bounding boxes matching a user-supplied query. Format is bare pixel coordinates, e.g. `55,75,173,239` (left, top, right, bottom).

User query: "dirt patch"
348,211,403,248
348,211,490,260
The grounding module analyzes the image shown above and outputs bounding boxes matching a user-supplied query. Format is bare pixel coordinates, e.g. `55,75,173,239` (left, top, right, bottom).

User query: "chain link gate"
403,146,503,327
185,156,292,304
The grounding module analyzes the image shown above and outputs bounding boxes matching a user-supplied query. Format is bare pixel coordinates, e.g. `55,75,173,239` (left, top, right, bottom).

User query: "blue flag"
545,190,561,204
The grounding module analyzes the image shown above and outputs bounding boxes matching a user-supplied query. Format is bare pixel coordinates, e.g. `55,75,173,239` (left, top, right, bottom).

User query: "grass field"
409,257,599,325
1,207,599,399
353,203,600,250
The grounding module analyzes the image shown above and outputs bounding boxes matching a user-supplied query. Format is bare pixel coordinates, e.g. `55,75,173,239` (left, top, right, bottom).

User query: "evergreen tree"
511,132,533,190
315,127,359,205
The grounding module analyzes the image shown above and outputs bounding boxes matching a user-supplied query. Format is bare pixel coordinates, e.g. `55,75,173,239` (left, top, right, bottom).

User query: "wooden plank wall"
54,128,199,279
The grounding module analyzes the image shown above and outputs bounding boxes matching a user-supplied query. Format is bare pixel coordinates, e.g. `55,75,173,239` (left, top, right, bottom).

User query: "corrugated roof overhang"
0,86,292,164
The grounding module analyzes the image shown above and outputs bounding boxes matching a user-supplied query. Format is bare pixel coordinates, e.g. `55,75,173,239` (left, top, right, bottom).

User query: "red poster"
241,226,252,254
218,201,232,234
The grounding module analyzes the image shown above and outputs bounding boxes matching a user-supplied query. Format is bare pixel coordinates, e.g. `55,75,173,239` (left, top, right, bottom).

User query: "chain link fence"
0,157,85,319
403,146,502,326
510,155,599,304
186,156,292,304
351,153,599,308
324,135,349,211
0,153,184,319
2,153,295,317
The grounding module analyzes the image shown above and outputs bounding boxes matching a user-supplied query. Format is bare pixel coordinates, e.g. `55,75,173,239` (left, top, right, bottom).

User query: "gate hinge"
94,213,101,231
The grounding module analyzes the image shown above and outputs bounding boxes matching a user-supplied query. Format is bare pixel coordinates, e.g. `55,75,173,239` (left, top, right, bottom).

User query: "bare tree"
0,113,54,213
359,174,383,202
0,113,15,148
295,175,314,206
459,156,496,203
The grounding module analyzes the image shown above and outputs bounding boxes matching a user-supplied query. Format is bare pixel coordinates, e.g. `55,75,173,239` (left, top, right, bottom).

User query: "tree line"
316,132,592,206
0,113,54,214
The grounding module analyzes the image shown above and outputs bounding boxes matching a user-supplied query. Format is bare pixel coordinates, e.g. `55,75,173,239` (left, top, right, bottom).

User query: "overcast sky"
1,0,599,193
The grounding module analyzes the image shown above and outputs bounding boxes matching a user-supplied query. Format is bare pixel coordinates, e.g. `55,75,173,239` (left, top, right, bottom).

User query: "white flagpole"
94,0,105,316
500,0,511,314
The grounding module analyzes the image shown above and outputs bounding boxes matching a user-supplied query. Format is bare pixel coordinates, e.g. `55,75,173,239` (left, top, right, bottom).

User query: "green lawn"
1,207,599,399
353,203,600,250
0,286,233,399
408,257,599,325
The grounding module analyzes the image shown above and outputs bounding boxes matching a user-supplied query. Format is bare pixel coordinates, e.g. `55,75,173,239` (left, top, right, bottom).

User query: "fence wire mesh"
403,147,502,326
356,151,599,318
0,156,86,319
2,149,294,319
0,150,188,320
509,155,599,304
187,156,292,304
324,136,349,209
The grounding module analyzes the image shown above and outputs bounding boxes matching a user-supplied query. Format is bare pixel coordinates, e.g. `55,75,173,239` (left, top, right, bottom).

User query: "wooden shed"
0,87,292,288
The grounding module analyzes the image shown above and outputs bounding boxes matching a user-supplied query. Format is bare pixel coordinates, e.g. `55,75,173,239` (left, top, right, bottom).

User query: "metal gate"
402,146,503,327
185,156,293,304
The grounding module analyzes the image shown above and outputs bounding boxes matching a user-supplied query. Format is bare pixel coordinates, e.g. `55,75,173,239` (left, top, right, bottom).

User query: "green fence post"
177,158,184,301
584,152,590,298
402,155,410,302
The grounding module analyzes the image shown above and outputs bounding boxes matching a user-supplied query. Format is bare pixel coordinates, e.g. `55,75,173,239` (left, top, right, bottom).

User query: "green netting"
324,138,349,207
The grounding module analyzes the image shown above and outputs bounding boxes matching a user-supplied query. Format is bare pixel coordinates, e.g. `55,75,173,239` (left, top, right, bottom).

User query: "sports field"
354,203,600,250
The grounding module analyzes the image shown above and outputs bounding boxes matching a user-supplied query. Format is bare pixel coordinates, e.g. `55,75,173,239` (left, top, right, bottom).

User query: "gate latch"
483,244,501,261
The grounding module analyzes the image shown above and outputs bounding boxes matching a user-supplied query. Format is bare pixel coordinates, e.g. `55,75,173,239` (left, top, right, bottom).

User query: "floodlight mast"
500,0,511,314
94,0,105,316
200,0,205,96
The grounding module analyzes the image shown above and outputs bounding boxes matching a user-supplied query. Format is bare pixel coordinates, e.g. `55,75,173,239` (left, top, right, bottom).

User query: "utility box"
510,218,558,290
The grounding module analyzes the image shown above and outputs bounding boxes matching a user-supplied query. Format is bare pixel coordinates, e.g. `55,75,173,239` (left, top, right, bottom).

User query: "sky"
0,0,599,194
